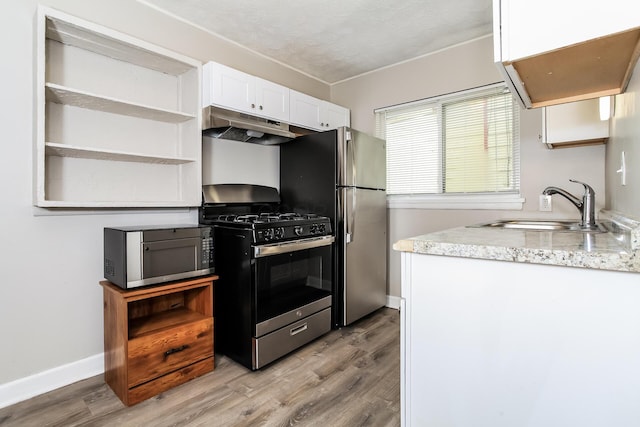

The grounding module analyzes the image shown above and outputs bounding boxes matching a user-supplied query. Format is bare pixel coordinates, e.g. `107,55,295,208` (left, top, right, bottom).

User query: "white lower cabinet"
36,7,202,207
400,252,640,426
289,90,350,131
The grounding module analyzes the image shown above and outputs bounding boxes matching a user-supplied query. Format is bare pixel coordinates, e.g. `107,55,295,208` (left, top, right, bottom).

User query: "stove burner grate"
208,212,324,225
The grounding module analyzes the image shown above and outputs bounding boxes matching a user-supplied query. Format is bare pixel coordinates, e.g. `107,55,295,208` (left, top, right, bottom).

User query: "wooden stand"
99,276,217,406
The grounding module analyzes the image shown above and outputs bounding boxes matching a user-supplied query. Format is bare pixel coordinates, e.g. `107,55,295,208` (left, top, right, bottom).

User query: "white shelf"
45,142,196,164
37,200,197,208
45,83,195,123
36,200,198,208
45,11,194,76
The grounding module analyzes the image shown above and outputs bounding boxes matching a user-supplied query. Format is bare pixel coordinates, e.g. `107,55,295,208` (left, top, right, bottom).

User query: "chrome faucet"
542,179,597,229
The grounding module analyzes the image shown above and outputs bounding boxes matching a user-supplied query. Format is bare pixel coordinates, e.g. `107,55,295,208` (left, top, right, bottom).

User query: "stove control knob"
263,228,274,241
294,225,304,236
274,227,285,239
310,224,318,234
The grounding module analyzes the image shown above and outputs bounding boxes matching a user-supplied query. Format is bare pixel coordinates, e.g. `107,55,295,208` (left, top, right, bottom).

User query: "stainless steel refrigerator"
280,127,387,327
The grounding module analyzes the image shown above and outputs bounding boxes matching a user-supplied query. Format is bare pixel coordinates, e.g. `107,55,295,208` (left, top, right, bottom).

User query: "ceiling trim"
329,33,493,86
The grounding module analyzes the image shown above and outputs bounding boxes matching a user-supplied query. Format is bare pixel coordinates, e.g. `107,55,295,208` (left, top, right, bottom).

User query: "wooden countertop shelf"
128,307,207,339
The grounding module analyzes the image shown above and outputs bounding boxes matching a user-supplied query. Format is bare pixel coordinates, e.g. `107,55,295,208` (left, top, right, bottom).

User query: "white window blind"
376,84,520,197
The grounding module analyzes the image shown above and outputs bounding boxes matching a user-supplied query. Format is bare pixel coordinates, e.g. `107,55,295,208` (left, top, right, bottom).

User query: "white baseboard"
386,295,401,310
0,353,104,409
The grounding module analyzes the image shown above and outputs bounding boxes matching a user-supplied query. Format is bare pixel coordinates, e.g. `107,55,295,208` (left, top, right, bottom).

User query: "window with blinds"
376,84,520,199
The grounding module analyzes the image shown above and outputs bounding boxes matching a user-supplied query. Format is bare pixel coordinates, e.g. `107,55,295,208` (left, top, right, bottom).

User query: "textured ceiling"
141,0,493,84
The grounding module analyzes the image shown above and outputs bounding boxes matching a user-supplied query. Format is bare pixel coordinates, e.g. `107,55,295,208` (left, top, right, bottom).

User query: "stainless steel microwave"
104,225,214,289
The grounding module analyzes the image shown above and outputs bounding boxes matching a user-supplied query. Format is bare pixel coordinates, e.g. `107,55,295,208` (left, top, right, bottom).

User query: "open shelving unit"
36,7,202,207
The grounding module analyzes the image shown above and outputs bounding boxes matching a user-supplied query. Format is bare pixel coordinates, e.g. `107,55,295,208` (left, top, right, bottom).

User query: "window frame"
376,83,524,210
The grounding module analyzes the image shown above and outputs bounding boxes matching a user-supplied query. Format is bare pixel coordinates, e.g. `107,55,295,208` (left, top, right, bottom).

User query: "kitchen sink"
469,219,609,233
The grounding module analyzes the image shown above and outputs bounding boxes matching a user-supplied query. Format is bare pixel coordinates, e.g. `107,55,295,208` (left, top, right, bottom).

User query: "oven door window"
255,245,331,323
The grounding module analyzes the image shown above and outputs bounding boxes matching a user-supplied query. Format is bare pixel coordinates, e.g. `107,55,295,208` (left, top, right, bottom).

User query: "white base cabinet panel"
400,252,640,427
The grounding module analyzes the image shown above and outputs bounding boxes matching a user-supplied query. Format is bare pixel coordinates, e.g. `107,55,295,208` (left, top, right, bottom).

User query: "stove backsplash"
202,137,280,190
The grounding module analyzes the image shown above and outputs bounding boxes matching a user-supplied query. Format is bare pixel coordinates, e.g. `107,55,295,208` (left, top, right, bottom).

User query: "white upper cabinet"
289,90,350,131
255,79,291,123
36,7,202,207
203,62,289,122
494,0,640,108
541,98,609,148
202,62,350,133
289,90,322,130
324,101,351,130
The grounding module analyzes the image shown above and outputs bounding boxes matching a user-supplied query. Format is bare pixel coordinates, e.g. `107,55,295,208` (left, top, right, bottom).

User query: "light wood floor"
0,308,400,427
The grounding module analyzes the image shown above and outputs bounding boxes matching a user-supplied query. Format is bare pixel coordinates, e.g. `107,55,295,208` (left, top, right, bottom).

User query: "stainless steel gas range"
200,184,334,370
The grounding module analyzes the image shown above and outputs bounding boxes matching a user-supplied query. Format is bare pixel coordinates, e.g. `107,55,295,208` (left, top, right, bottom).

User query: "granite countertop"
393,210,640,273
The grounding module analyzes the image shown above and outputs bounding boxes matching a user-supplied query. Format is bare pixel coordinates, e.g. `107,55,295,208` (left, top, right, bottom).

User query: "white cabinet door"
542,98,609,148
254,79,290,122
324,102,350,129
290,90,350,131
208,62,254,114
290,90,323,130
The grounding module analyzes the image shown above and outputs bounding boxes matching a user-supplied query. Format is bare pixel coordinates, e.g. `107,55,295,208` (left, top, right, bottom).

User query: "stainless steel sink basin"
469,219,608,233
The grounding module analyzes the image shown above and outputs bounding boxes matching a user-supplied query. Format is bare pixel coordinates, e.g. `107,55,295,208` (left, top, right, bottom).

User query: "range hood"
202,105,296,145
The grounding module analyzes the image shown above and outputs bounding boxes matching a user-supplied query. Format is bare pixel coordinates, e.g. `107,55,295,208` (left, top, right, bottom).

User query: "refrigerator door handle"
346,188,356,243
348,130,356,187
345,130,356,243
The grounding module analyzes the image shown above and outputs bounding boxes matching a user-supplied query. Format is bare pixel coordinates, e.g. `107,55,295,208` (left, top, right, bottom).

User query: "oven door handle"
254,235,335,258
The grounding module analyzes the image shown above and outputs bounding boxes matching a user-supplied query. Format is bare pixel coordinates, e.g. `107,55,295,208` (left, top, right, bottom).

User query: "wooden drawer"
127,318,213,388
127,357,214,406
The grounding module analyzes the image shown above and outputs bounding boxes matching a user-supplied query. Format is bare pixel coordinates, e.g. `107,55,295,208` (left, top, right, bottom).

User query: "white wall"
331,36,606,298
606,60,640,217
0,0,325,398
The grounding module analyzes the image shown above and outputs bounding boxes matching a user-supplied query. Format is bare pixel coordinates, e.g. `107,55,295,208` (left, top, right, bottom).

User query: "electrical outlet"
539,195,552,212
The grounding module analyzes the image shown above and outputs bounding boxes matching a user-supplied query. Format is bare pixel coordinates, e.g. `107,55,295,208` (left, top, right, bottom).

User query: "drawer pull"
164,344,189,360
290,323,308,336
